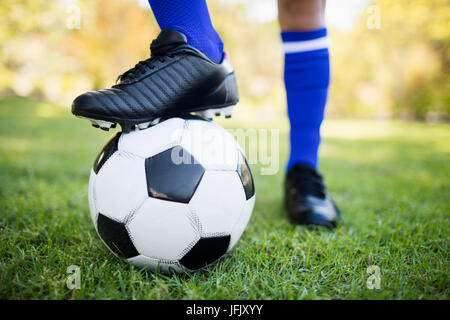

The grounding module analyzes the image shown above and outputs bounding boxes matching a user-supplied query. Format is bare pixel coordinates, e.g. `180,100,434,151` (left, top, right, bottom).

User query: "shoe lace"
289,164,326,199
115,36,185,83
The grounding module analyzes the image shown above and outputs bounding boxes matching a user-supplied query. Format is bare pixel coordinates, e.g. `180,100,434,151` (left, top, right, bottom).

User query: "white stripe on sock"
283,36,330,54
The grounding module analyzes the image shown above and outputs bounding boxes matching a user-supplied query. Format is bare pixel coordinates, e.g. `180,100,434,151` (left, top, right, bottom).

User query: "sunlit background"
1,0,449,122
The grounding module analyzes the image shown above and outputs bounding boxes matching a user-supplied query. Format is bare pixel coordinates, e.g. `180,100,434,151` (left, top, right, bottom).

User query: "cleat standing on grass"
284,163,340,229
71,29,239,133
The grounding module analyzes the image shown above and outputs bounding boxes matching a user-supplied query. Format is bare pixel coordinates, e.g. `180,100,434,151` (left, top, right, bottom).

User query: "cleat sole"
76,104,235,133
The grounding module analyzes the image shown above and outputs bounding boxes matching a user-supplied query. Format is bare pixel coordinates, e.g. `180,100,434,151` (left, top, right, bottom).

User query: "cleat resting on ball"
71,29,239,133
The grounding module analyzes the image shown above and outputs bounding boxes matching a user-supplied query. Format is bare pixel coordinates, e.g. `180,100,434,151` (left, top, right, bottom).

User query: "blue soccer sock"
148,0,224,64
282,28,330,170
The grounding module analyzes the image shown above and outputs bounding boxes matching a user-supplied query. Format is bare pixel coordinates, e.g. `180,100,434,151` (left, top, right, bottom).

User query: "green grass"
0,96,448,299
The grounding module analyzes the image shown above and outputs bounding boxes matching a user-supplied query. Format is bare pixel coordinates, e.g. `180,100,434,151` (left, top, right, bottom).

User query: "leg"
148,0,223,63
278,0,326,31
280,0,341,228
279,0,328,169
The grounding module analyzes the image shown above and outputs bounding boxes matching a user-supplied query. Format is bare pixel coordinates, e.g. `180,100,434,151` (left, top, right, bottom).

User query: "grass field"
0,96,448,299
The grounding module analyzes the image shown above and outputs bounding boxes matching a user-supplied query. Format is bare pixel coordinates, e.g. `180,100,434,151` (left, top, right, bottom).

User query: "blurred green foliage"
0,0,449,121
329,0,450,120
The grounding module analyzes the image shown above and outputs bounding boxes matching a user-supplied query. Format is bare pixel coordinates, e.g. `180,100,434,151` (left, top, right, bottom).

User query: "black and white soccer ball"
88,117,255,273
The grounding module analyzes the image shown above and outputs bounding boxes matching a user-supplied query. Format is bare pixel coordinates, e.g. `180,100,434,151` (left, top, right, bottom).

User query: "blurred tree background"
0,0,449,121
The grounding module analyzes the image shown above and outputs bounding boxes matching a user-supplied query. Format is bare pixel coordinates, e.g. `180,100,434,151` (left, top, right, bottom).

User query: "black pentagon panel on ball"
96,213,139,259
179,235,231,270
145,147,205,203
93,132,121,174
237,151,255,200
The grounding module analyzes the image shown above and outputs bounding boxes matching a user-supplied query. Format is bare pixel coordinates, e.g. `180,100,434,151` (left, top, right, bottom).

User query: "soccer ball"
88,116,255,273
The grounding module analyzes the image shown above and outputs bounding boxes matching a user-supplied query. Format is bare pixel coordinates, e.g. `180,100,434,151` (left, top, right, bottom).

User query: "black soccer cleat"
284,163,341,229
71,29,239,133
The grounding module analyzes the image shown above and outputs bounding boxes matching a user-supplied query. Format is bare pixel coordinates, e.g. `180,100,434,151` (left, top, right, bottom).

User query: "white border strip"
283,36,330,54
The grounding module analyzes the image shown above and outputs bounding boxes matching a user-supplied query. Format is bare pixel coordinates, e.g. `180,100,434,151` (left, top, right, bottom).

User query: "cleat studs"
90,120,100,128
82,116,115,131
151,118,161,126
137,121,151,130
91,120,114,131
202,109,214,120
213,108,222,117
96,120,114,129
223,105,234,118
193,106,236,120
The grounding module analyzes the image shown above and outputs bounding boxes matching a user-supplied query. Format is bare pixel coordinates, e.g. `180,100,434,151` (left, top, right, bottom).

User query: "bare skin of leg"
278,0,326,31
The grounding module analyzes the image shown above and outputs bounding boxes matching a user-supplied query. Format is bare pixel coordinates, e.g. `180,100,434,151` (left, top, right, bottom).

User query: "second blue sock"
282,28,331,170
